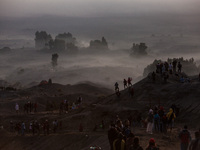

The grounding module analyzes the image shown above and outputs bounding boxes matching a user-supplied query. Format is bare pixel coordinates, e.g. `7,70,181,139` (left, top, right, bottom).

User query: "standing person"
53,120,58,133
146,138,159,150
123,120,131,139
146,109,154,134
162,114,168,134
156,63,160,74
162,65,166,75
169,63,173,74
29,122,33,133
123,79,127,89
77,96,82,105
154,112,160,132
167,108,176,131
21,121,26,136
43,120,49,135
189,131,200,150
15,103,19,114
179,125,191,150
108,122,118,150
173,59,177,73
158,106,164,132
178,62,182,73
108,121,125,150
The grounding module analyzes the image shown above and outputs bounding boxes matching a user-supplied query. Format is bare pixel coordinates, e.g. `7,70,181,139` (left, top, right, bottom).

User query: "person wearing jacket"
167,108,176,131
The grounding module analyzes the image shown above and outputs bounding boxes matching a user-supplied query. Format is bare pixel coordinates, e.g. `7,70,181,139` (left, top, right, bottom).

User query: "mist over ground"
0,34,200,90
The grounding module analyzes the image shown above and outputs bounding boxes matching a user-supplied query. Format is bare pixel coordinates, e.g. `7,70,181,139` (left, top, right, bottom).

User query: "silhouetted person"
123,79,127,89
128,77,132,87
179,125,191,150
115,82,119,91
173,60,177,72
178,62,182,73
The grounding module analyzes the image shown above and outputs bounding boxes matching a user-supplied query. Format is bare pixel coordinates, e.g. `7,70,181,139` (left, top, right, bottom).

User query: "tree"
35,31,52,49
131,43,148,56
89,37,108,49
54,39,65,51
52,53,59,67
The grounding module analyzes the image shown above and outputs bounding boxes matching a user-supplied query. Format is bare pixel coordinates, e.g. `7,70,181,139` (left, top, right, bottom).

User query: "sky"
0,0,200,18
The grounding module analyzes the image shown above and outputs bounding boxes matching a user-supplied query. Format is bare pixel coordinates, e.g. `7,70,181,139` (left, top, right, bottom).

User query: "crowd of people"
152,60,184,83
107,107,199,150
14,96,83,115
10,119,62,136
146,106,176,135
108,116,160,150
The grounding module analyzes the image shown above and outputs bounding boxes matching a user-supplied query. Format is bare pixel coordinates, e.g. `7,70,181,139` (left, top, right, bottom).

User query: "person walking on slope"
189,131,200,150
128,77,132,87
146,138,159,150
179,125,191,150
146,109,154,134
123,79,127,89
115,82,119,91
167,108,176,131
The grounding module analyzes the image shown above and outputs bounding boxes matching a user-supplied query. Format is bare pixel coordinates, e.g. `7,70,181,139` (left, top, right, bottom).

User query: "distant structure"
89,37,108,50
131,43,147,56
35,31,52,49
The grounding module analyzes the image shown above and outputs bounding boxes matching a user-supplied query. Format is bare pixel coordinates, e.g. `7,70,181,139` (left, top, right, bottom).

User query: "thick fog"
1,0,199,17
0,0,200,89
